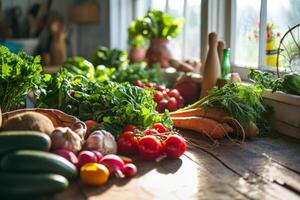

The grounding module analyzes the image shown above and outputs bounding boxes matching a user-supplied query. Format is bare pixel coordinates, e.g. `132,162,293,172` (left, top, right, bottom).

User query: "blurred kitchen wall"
1,0,110,58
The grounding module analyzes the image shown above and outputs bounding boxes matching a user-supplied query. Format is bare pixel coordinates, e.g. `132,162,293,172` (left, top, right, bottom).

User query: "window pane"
151,0,166,11
167,0,185,59
235,0,261,67
267,0,300,69
185,0,201,59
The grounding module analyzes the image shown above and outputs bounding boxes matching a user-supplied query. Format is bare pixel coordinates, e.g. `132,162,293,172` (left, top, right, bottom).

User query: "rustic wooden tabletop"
46,132,300,200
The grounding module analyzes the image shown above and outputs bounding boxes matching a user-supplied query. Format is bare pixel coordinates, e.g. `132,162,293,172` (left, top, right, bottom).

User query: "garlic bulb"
50,127,82,153
83,130,117,155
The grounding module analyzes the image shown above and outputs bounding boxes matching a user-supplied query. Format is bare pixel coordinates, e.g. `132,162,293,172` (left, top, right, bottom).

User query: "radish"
78,150,97,167
123,163,137,177
52,149,78,167
100,154,125,178
93,151,103,163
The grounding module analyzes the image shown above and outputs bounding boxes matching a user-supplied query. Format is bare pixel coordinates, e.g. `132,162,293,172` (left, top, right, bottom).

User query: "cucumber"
1,150,77,179
0,131,51,155
0,172,68,199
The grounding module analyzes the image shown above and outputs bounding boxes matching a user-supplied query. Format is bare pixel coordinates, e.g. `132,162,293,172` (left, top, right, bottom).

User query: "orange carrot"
172,116,233,139
170,108,227,123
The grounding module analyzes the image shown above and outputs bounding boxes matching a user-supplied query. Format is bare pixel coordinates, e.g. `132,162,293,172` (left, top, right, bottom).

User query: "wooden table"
47,132,300,200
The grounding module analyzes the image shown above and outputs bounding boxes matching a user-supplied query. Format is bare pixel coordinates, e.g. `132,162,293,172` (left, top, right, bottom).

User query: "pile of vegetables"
169,83,272,139
62,55,162,85
249,69,300,95
117,123,186,160
0,46,42,112
35,71,172,136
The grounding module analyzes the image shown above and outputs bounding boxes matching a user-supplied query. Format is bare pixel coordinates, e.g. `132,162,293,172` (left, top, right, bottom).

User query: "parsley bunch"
0,46,42,112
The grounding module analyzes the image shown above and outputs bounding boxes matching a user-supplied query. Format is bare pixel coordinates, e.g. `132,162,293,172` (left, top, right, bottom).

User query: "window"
110,0,201,60
232,0,300,71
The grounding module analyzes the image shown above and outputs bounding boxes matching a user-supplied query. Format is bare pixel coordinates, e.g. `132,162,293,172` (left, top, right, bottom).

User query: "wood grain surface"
44,132,300,200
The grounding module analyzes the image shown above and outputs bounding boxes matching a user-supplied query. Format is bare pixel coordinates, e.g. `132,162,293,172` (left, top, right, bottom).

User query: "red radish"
100,154,125,178
153,123,169,133
156,85,166,92
153,91,164,103
123,163,137,177
52,149,78,167
167,97,178,112
78,151,97,167
133,80,144,88
143,129,160,136
163,135,186,158
122,124,137,133
93,151,103,162
119,155,133,164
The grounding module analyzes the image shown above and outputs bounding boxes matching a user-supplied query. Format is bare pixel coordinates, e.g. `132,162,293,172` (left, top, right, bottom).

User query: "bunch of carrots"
168,83,271,140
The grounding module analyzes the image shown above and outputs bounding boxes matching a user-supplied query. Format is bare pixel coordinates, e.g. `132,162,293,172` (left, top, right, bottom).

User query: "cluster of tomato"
133,80,184,112
117,123,186,160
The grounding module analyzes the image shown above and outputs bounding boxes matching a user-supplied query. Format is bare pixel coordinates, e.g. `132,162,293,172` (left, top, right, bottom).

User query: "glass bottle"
221,48,231,80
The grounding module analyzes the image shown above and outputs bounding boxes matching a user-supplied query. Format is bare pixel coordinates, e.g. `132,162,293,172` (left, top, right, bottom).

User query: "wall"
1,0,110,58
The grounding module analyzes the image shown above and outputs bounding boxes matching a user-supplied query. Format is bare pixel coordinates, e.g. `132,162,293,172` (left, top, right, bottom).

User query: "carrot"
169,108,227,123
172,116,233,139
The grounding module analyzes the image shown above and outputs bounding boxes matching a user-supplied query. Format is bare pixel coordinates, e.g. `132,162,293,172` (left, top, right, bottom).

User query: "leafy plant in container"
131,10,184,68
128,20,149,62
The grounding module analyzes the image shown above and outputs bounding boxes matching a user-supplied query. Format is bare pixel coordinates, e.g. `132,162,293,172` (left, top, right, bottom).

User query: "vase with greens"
130,9,184,68
128,22,149,62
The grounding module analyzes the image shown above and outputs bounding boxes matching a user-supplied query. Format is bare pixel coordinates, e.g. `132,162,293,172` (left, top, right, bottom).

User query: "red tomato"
85,120,98,130
153,123,169,133
138,136,163,160
117,131,139,155
143,129,160,135
145,82,154,88
167,97,178,111
122,124,137,133
163,135,186,158
70,90,76,97
156,85,166,92
157,99,168,113
153,91,164,103
134,80,144,88
168,89,181,100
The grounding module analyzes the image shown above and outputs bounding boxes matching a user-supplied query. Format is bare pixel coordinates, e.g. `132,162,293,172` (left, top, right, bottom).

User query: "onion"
83,130,117,155
50,127,82,153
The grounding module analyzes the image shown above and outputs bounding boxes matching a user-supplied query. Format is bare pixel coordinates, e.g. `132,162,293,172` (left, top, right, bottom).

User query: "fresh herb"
36,71,171,136
62,57,95,81
181,83,271,134
248,69,283,92
90,46,128,69
0,46,42,112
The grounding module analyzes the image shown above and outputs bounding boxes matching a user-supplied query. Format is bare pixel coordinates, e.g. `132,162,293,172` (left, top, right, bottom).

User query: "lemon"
80,163,110,186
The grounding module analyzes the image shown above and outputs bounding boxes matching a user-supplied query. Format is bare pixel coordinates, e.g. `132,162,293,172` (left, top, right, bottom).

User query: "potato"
1,112,55,135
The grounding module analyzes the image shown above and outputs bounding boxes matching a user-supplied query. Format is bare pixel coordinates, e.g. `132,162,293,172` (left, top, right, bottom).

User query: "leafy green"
90,46,128,69
0,46,42,112
180,83,272,134
129,9,184,40
111,62,162,84
62,57,95,81
36,71,171,136
248,69,283,92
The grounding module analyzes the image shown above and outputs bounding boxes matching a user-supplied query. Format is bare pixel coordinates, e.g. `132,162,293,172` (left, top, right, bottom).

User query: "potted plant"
130,10,184,68
128,21,149,62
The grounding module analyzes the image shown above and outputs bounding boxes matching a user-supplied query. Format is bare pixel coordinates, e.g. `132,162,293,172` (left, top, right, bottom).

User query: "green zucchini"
0,131,51,155
1,150,77,179
0,172,68,199
282,73,300,95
